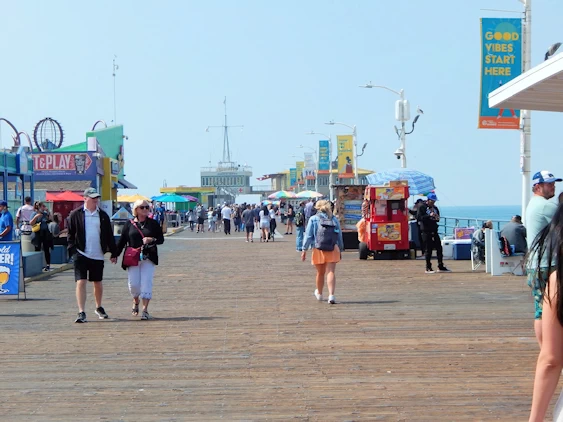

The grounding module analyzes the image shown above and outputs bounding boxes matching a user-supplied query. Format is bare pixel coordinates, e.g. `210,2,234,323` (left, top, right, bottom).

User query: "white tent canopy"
489,53,563,112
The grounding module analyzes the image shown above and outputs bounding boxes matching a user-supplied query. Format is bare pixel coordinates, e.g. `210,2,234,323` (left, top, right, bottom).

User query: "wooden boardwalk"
0,227,545,421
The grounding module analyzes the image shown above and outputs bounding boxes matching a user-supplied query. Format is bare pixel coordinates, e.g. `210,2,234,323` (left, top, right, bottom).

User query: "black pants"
422,231,443,269
223,219,231,234
35,238,52,266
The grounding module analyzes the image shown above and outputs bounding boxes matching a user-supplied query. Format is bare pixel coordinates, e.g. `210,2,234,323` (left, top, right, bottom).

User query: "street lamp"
305,131,335,201
298,145,318,193
360,81,422,168
324,121,363,184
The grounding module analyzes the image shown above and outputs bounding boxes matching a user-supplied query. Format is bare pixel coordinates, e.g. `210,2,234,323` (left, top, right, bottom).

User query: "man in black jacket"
416,193,450,274
67,188,118,323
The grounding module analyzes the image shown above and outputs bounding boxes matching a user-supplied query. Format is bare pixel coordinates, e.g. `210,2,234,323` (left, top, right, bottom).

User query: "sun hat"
426,193,438,201
533,170,562,185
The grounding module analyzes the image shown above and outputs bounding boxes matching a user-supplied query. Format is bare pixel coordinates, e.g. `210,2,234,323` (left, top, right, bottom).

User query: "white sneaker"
314,289,322,301
328,295,336,304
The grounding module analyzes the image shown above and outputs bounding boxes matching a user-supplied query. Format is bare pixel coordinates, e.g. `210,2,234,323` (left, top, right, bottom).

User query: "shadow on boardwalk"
0,228,541,421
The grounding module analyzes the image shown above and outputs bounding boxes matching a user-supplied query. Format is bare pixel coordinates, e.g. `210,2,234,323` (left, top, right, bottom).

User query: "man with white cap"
416,193,450,274
526,170,562,346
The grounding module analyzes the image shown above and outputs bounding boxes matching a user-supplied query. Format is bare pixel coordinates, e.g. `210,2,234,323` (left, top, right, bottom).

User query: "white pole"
400,90,407,168
521,0,532,224
353,126,359,184
329,135,334,201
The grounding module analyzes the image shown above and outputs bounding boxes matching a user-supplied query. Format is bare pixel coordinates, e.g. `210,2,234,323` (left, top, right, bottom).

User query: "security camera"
394,148,403,159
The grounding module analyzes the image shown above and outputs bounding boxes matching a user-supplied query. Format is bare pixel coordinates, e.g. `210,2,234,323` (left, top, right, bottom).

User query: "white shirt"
221,206,232,220
78,207,104,261
16,204,34,232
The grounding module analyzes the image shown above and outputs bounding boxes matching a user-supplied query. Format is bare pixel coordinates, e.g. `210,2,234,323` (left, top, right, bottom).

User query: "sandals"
132,302,139,316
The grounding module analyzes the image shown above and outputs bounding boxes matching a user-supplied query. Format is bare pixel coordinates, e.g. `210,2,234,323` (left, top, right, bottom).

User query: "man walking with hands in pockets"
67,188,118,323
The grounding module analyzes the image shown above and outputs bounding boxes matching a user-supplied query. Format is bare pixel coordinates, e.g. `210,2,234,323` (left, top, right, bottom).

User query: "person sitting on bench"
472,220,493,264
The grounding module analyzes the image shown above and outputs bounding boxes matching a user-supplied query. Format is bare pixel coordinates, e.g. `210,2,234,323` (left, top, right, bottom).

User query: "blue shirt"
302,212,344,251
0,210,14,241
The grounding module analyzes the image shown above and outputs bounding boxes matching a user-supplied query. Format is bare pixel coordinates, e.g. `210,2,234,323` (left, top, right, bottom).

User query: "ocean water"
439,205,521,222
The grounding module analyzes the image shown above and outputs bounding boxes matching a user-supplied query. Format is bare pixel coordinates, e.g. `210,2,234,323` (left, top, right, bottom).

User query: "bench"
484,229,525,276
22,251,44,278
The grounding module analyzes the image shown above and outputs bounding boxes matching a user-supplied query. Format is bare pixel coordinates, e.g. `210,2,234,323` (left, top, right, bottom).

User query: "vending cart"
359,182,411,260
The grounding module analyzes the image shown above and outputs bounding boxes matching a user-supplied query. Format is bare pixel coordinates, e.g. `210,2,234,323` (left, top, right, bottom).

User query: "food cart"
359,181,411,260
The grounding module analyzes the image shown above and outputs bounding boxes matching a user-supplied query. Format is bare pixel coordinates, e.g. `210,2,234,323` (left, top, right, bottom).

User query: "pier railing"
438,216,511,238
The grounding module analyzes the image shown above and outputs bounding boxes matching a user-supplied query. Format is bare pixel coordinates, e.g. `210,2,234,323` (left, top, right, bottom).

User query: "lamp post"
324,121,360,184
298,145,318,193
360,82,422,169
305,131,334,201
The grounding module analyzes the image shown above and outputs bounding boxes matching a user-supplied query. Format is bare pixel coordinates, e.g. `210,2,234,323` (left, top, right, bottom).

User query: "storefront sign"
32,152,95,180
479,18,522,129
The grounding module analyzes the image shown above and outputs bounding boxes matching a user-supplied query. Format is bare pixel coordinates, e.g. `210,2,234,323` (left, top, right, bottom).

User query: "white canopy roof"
489,53,563,112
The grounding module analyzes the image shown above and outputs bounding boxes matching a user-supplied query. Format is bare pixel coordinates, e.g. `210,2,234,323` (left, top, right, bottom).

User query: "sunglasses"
138,206,150,210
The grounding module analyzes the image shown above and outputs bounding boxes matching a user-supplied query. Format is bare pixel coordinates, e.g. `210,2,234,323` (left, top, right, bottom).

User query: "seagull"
416,106,424,115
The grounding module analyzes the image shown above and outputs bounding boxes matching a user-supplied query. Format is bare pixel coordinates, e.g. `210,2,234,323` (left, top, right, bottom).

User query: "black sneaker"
437,265,451,273
425,268,435,274
75,312,87,323
95,307,109,319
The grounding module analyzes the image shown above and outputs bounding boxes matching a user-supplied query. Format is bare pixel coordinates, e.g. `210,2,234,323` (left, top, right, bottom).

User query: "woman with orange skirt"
301,200,344,304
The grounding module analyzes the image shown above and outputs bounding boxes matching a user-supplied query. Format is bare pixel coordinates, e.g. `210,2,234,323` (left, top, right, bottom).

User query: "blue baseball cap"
427,193,438,201
533,170,562,185
0,201,8,207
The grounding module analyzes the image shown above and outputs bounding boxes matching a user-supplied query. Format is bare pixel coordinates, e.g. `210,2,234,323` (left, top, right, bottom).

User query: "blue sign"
479,18,522,129
318,140,330,173
0,242,21,296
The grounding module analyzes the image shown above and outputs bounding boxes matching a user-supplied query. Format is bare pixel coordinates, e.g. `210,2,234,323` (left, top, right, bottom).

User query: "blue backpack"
314,215,338,251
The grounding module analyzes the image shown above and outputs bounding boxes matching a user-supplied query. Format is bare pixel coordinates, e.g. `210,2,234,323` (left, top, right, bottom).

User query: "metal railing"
438,216,511,238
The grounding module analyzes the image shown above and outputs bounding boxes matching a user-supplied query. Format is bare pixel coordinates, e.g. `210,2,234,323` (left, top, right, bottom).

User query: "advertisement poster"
336,185,366,231
479,18,522,129
375,187,405,200
295,161,305,185
32,152,96,180
455,227,475,239
377,223,402,242
337,135,354,178
289,168,297,187
304,152,315,180
0,242,21,296
318,140,330,173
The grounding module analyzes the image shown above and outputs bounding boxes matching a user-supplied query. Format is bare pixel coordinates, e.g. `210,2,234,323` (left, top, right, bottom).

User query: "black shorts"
74,253,105,282
197,217,204,225
245,225,254,233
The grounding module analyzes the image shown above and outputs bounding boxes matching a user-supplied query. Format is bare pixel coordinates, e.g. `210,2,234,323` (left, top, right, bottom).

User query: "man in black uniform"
416,193,450,274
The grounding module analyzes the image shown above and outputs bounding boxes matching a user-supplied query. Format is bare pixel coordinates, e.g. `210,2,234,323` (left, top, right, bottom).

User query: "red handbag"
123,247,140,267
123,220,146,267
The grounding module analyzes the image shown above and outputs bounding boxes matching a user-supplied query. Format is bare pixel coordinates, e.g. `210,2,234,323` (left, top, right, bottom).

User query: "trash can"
20,233,34,253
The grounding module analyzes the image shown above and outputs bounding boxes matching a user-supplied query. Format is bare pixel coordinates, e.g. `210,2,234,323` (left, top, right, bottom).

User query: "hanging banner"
337,135,354,178
318,140,330,174
289,168,297,186
479,18,522,129
304,153,315,180
295,161,305,185
0,242,22,297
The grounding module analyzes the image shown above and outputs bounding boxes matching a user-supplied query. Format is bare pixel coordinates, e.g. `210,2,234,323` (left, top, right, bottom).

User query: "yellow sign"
337,135,354,178
377,223,402,241
295,161,305,184
374,187,405,200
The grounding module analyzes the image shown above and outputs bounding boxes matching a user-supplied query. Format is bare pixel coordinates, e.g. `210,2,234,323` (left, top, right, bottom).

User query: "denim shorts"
527,267,552,320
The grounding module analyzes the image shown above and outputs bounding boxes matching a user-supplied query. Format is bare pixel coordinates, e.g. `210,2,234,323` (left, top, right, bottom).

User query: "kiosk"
359,182,411,260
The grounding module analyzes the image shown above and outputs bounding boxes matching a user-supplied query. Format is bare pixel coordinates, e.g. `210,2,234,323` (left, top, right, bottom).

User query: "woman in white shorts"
259,205,271,242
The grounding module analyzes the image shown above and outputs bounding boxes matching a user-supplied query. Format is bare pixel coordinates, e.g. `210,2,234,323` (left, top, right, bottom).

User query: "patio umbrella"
366,168,435,195
262,200,273,205
295,190,324,199
181,195,198,202
46,191,84,202
151,193,188,203
268,190,296,199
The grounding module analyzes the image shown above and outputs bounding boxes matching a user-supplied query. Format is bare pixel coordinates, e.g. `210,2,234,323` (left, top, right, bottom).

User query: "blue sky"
2,0,563,206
